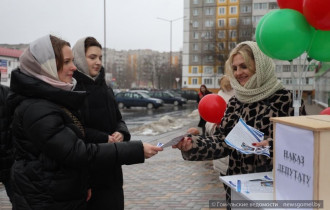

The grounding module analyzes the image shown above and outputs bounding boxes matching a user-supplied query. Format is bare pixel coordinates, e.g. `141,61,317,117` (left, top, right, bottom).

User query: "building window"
204,66,213,74
218,42,225,50
193,55,199,62
205,0,214,3
283,65,297,72
192,66,198,74
193,43,199,50
202,31,213,39
269,2,279,9
205,7,214,15
229,18,237,27
230,6,237,14
205,20,214,27
242,17,251,25
218,7,226,15
253,15,263,25
218,0,226,3
229,30,237,38
204,43,214,50
217,66,224,74
230,0,237,2
204,78,213,85
193,32,199,39
218,30,226,38
193,21,199,28
193,9,199,16
229,42,237,50
240,30,251,37
192,78,198,84
204,55,214,62
218,19,226,27
240,5,251,13
254,3,268,10
193,0,199,4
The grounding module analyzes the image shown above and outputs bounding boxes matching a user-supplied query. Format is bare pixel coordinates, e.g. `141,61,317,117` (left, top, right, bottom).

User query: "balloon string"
306,29,318,55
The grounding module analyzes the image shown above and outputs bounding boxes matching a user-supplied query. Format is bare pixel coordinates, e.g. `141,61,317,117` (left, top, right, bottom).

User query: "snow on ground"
130,109,200,136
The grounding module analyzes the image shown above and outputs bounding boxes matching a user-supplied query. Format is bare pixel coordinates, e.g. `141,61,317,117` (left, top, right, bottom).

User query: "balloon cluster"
198,94,226,124
256,0,330,61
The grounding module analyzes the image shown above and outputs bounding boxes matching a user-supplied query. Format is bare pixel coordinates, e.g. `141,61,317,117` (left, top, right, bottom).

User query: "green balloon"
259,9,312,60
307,29,330,61
255,10,276,57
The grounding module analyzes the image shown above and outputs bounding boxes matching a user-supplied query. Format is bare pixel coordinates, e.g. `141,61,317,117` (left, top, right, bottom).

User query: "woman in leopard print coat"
175,41,306,176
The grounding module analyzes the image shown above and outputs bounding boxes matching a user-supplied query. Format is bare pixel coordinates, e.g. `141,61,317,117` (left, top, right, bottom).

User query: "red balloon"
277,0,303,14
320,107,330,115
198,94,227,123
303,0,330,30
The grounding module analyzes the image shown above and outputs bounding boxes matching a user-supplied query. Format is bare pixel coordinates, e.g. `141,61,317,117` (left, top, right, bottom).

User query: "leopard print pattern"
183,89,306,176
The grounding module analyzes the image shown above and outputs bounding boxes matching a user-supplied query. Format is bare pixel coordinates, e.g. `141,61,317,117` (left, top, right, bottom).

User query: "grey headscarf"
72,37,99,80
19,35,76,91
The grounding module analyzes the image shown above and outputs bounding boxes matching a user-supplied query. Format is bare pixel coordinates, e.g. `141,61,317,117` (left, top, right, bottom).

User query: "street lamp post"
103,0,107,74
157,16,184,88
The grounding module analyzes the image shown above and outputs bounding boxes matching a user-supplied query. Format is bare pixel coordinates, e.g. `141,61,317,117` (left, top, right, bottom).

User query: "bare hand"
111,132,124,142
108,135,115,143
86,188,92,201
172,137,192,151
252,140,269,147
143,143,163,159
187,127,199,135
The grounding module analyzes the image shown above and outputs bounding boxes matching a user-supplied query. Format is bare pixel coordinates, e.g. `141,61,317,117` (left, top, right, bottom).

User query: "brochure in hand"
224,118,270,157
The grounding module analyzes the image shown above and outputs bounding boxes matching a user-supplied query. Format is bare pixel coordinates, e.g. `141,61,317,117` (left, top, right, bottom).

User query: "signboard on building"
0,60,8,82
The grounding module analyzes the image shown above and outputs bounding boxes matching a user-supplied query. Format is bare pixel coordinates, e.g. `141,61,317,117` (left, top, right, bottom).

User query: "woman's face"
85,46,102,77
201,86,206,92
232,54,255,86
58,45,76,83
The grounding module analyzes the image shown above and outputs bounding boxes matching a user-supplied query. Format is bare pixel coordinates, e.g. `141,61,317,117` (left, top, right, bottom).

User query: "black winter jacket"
8,69,145,210
0,84,13,181
74,68,130,142
73,68,130,207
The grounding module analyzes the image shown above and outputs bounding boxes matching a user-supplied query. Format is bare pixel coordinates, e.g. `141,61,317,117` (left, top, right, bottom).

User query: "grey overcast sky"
1,0,184,52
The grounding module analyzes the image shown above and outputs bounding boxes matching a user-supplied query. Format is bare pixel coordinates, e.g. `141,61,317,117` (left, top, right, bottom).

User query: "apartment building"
182,0,315,101
182,0,243,92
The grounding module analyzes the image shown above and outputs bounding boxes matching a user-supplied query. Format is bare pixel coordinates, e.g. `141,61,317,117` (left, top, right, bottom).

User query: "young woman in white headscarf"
72,36,130,210
173,41,306,206
8,35,162,210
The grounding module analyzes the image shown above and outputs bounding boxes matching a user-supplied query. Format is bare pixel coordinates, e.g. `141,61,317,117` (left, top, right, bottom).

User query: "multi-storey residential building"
314,62,330,107
182,0,242,92
182,0,315,102
104,49,181,89
0,47,23,86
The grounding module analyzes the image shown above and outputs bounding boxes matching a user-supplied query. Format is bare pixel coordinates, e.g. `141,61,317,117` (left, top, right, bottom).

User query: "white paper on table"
224,118,270,157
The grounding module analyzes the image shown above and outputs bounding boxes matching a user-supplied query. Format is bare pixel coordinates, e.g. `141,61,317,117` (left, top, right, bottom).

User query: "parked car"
180,90,199,101
115,91,163,109
149,90,187,106
130,89,150,95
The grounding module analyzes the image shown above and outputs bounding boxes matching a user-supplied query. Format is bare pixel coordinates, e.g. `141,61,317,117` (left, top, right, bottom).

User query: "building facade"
104,48,182,89
0,47,23,86
182,0,245,92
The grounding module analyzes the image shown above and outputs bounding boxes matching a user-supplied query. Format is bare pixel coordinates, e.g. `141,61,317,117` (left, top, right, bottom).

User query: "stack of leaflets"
224,118,270,157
